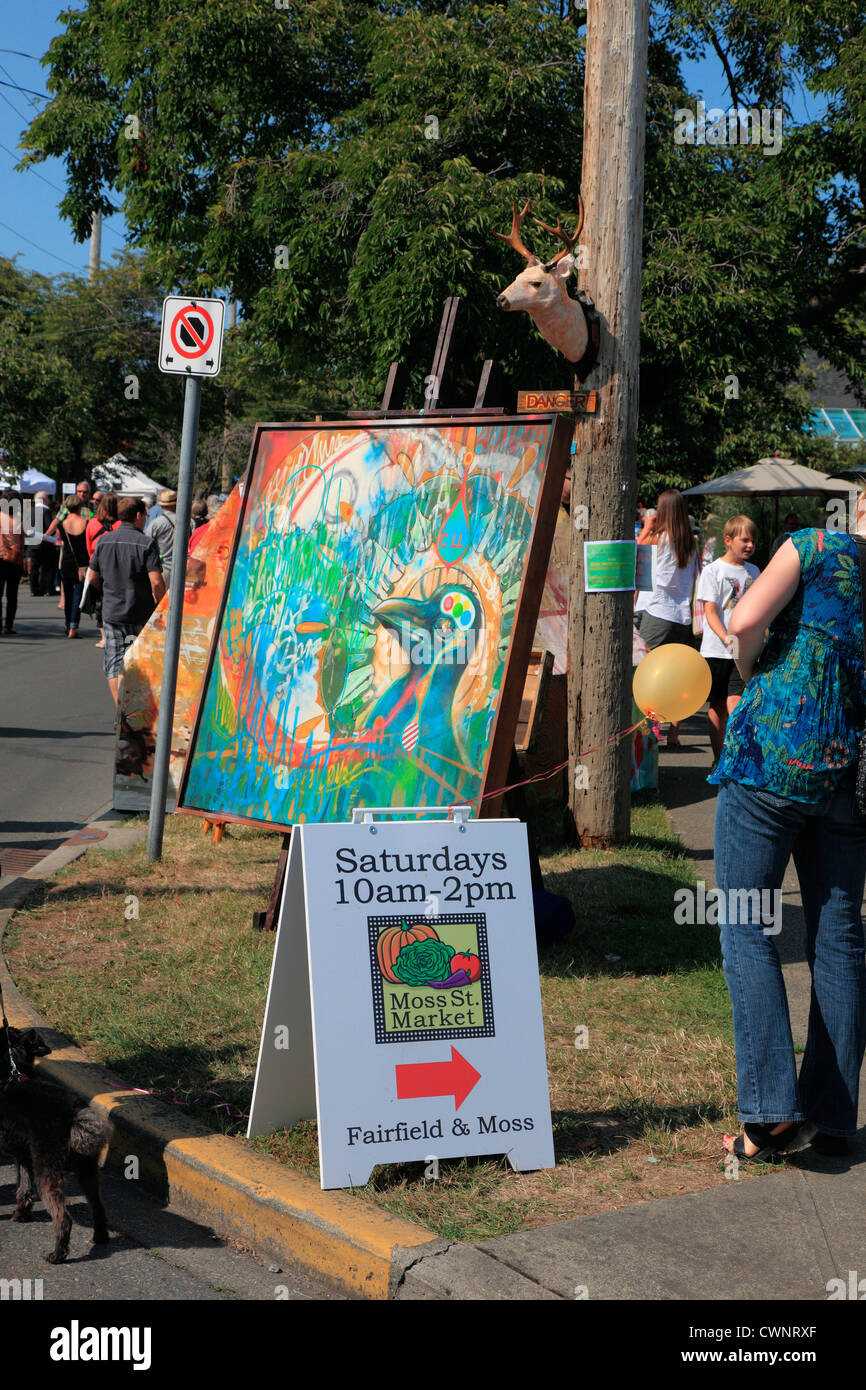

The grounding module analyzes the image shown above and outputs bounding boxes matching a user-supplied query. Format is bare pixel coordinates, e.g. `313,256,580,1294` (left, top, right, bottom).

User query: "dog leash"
0,977,20,1089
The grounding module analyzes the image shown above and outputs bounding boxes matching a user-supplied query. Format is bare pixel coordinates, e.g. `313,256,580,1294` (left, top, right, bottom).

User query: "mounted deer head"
494,198,589,364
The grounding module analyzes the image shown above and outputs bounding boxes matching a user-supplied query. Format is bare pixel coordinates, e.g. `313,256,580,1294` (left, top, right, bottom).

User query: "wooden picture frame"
176,413,571,829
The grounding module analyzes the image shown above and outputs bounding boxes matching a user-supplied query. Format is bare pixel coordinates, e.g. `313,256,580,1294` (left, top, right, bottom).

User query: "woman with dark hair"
59,495,89,637
712,494,866,1161
0,488,25,634
634,488,699,746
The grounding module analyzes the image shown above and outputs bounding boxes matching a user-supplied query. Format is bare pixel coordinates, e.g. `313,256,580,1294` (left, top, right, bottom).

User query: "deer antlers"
493,199,538,264
535,195,584,266
494,196,584,267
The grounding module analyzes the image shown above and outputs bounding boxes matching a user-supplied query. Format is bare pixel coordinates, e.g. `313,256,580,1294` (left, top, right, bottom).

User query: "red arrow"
395,1046,481,1110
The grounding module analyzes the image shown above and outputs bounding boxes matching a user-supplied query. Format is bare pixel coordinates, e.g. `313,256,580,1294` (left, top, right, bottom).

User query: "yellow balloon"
633,645,712,723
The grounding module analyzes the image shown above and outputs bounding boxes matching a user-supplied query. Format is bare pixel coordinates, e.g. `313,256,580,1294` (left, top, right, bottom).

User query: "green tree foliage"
0,250,288,491
18,0,866,495
0,259,62,466
0,252,184,480
649,0,866,490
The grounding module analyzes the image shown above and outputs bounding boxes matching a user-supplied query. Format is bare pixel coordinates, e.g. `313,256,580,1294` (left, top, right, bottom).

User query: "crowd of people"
0,479,212,699
635,485,866,1166
634,491,801,757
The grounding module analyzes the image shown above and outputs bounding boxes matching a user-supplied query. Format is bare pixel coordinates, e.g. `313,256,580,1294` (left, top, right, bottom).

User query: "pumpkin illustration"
377,919,440,983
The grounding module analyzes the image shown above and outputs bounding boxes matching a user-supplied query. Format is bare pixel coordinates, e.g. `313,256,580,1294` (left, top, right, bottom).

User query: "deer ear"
552,254,575,279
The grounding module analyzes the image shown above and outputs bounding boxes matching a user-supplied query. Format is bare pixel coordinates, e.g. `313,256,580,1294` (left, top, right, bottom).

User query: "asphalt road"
0,1161,342,1302
0,590,115,860
0,591,343,1302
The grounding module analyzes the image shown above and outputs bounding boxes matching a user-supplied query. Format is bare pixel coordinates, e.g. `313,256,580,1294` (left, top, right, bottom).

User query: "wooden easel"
350,296,510,418
252,297,554,930
201,818,228,845
252,830,292,932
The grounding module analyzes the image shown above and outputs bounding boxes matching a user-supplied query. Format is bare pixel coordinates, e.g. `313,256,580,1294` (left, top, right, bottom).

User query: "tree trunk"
69,437,84,482
220,389,234,495
568,0,649,846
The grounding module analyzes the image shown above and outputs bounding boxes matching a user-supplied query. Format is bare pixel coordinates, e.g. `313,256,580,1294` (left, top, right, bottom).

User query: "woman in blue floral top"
711,511,866,1163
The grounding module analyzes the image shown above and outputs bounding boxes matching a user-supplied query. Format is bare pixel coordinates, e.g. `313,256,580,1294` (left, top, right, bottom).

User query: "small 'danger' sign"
158,296,226,376
517,388,598,414
248,814,555,1188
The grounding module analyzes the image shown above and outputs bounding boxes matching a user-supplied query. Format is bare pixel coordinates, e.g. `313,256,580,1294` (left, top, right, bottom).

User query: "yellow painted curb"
0,967,441,1299
93,1086,435,1299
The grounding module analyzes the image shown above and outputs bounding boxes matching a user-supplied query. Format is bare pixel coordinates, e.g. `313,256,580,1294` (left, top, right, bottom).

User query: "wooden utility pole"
88,211,102,281
568,0,649,845
219,288,239,494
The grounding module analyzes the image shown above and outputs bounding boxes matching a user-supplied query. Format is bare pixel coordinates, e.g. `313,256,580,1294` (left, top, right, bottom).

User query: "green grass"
4,823,278,1128
5,798,749,1241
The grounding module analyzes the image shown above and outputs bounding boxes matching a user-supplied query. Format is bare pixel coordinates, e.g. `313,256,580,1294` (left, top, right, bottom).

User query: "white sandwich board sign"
248,810,555,1189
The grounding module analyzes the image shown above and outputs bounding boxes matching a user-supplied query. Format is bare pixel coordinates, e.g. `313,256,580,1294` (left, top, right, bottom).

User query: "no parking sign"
158,296,225,377
148,293,225,860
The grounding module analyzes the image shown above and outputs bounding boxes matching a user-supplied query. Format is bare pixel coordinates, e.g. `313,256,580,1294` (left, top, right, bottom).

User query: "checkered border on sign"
368,912,494,1045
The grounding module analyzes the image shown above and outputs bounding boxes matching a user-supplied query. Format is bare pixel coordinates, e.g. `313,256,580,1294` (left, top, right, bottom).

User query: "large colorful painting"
534,503,570,675
114,488,241,811
177,416,570,828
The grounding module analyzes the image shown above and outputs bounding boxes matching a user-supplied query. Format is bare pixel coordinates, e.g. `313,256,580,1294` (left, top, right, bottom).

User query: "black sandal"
730,1122,802,1162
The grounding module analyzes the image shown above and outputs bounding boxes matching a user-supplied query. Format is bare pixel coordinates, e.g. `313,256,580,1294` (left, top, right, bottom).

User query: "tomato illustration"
451,952,481,982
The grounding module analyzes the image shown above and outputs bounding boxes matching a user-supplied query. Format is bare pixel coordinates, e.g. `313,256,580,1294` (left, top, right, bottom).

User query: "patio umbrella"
683,458,857,532
826,463,866,484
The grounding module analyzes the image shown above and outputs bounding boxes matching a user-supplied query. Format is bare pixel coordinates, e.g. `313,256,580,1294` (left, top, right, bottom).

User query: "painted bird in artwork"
358,583,485,805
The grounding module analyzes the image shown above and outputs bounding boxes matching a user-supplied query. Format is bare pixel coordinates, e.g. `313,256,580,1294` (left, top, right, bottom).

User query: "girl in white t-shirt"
697,515,760,759
634,489,699,746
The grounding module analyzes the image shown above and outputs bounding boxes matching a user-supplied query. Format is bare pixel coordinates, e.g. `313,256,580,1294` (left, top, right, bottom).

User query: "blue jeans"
714,777,866,1135
61,569,83,632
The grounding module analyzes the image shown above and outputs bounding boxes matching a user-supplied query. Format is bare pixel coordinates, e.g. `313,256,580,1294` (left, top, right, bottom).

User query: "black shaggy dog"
0,1026,111,1263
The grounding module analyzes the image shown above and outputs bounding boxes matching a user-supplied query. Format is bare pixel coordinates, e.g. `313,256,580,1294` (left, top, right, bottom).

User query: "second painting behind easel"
177,414,571,829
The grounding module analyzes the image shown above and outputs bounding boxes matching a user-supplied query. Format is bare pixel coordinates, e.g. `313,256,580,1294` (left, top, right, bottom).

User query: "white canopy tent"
17,467,57,495
683,458,857,532
92,454,163,500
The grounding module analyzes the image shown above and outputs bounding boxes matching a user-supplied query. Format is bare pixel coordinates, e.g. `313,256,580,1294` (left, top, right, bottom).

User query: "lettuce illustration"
392,938,456,986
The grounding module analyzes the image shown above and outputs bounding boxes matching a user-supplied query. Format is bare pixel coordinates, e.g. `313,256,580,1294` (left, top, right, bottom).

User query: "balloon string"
99,1075,250,1121
466,717,654,806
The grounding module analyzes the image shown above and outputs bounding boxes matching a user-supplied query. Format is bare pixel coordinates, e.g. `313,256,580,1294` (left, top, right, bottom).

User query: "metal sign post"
146,296,226,861
146,374,202,861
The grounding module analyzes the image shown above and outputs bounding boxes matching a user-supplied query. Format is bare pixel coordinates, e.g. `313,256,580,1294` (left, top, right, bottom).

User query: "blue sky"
0,4,830,281
0,2,129,276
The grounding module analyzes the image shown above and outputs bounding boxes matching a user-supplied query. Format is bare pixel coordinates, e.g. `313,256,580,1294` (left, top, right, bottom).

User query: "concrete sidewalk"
394,718,866,1301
